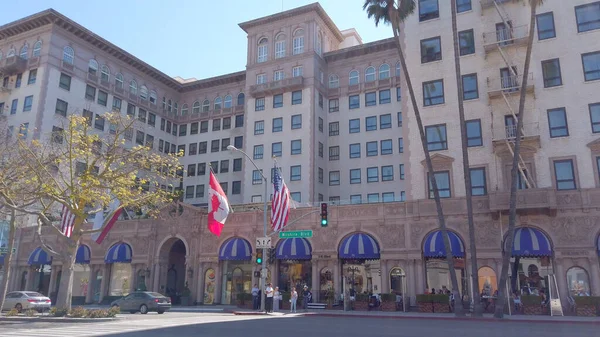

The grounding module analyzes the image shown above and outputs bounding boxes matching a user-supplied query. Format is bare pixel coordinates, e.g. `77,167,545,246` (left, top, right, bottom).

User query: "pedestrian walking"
273,286,281,311
290,288,298,313
251,284,259,310
265,283,274,313
302,285,311,311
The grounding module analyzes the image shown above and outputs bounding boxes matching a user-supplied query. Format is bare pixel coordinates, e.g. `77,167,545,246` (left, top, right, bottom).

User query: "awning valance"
339,233,380,260
276,238,312,260
76,245,91,264
28,247,52,265
105,243,132,263
219,238,252,261
423,230,465,259
510,227,552,258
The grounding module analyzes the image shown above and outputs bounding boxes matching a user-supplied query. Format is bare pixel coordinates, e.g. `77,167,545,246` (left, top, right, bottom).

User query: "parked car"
2,291,51,312
110,291,171,314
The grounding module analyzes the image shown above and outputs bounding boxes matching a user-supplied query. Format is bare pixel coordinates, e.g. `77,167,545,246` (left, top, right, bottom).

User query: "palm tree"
494,0,542,319
450,0,482,316
363,0,465,317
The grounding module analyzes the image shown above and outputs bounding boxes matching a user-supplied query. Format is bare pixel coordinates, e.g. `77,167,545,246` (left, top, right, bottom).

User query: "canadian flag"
208,171,231,237
91,198,123,244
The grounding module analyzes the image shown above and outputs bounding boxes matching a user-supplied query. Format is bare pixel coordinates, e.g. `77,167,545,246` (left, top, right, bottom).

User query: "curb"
0,317,119,323
232,311,269,316
301,312,600,325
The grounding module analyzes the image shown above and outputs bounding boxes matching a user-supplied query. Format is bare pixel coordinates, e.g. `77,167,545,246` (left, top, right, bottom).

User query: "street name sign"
279,230,313,239
256,237,272,249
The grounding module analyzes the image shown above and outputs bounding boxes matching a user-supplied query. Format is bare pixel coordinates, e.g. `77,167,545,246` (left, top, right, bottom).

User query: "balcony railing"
480,0,515,10
173,106,239,123
0,56,28,76
493,122,539,141
486,73,534,98
483,25,529,52
249,76,304,97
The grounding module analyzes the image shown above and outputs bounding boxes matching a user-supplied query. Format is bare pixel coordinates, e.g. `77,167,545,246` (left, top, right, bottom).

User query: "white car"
2,291,51,312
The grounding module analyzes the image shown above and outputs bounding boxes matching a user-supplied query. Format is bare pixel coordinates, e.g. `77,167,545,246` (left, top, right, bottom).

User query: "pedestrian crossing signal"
320,203,328,227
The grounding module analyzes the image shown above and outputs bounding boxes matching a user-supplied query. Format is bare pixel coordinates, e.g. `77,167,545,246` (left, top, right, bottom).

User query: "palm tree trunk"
494,0,538,319
0,210,16,313
389,12,464,317
450,0,482,317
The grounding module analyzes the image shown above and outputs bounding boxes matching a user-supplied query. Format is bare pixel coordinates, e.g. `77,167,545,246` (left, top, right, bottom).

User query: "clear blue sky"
1,0,392,80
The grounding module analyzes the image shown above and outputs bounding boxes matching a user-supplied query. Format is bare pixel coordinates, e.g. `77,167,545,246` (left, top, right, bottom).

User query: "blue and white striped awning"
276,238,312,260
105,243,132,263
510,227,552,257
219,238,252,261
339,233,380,260
28,247,52,265
76,245,91,264
423,230,465,259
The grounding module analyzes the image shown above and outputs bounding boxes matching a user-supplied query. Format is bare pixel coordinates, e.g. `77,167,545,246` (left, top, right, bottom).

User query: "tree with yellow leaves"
0,111,181,311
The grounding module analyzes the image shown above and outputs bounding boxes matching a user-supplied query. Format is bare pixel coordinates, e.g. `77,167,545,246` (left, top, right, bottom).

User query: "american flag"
60,204,75,238
271,165,290,232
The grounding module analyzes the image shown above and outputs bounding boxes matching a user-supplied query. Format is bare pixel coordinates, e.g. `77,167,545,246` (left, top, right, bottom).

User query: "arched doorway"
158,238,187,304
276,238,312,294
27,247,52,295
339,232,381,297
422,230,467,296
105,242,133,297
478,266,497,295
218,237,252,305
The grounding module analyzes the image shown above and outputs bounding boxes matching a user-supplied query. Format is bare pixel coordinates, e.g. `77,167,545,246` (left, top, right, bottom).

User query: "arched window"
7,48,16,57
100,65,110,82
224,95,232,109
167,99,172,113
379,64,390,80
32,41,42,57
214,97,222,110
129,80,137,94
115,73,124,89
19,43,28,59
192,101,201,113
62,46,74,64
477,267,497,295
88,59,99,75
316,31,323,55
202,99,210,112
396,61,401,77
365,66,376,82
275,33,286,59
349,70,359,86
139,85,148,100
567,267,591,296
173,102,178,115
293,29,304,55
257,37,268,63
328,74,339,89
149,90,157,105
237,93,245,106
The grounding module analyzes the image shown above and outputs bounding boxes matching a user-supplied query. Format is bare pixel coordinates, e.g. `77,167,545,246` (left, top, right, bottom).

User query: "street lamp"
227,144,268,312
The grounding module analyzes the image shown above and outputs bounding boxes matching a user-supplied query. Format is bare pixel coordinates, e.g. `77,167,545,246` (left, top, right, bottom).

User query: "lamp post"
227,145,268,312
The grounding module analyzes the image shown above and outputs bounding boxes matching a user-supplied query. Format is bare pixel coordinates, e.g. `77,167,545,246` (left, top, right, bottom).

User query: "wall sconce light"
187,267,193,278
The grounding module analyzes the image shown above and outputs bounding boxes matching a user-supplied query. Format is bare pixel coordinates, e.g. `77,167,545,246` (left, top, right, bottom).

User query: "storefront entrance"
218,237,252,305
339,232,381,297
276,238,313,293
27,247,52,295
422,230,467,296
105,242,133,297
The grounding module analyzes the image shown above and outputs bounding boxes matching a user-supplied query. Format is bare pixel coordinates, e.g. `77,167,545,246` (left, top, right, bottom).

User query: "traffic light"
255,248,263,265
268,248,276,264
320,202,328,227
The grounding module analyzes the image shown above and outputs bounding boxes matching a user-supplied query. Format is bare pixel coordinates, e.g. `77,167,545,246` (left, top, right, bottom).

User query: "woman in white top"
290,288,298,313
273,287,281,311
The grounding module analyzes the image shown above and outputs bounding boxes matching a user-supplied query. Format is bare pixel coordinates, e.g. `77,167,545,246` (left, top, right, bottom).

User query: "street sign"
279,230,313,239
256,236,272,249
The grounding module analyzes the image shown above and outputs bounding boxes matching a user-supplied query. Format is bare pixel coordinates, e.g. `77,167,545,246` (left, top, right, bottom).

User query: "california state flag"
208,171,231,236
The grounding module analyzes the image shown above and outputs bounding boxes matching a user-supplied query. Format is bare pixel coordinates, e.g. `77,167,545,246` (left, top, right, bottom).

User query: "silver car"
2,291,51,312
110,291,171,314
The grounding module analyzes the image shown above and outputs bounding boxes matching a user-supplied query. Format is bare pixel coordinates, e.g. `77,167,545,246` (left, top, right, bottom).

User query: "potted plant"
380,293,397,311
521,295,544,315
180,282,192,306
416,294,449,313
353,293,370,311
574,296,600,317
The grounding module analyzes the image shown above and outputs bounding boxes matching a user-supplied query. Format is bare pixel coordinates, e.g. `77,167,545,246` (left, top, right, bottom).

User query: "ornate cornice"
324,37,396,62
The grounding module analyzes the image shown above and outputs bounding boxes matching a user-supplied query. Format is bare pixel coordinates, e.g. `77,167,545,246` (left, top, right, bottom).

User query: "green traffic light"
321,219,328,226
256,258,262,264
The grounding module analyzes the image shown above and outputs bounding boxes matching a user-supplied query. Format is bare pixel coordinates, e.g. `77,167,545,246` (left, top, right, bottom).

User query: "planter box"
433,303,450,313
576,305,597,317
381,301,396,312
354,301,369,311
418,302,432,313
523,303,543,315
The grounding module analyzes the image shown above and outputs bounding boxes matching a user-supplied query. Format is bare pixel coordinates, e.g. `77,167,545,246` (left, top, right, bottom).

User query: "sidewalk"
82,304,237,313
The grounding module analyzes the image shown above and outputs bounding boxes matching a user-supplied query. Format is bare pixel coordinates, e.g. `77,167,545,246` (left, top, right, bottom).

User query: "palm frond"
363,0,391,26
397,0,416,22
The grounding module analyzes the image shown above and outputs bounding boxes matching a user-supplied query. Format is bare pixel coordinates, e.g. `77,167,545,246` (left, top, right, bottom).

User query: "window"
292,91,302,105
214,97,222,111
210,161,219,173
382,192,395,203
23,95,33,112
329,146,340,161
366,116,377,131
318,168,324,183
196,163,206,176
399,164,405,180
349,70,359,85
256,74,266,85
18,123,29,139
223,117,231,130
348,95,360,109
274,70,285,82
32,41,42,57
420,37,442,63
366,141,378,157
126,103,136,118
469,168,487,196
382,165,394,181
329,74,339,88
221,138,230,151
290,165,301,181
55,99,67,117
211,140,220,152
220,160,229,173
379,89,391,104
290,192,301,203
292,66,303,77
466,119,483,147
462,74,479,100
458,30,475,56
329,122,339,136
172,124,178,136
381,139,393,155
27,69,37,84
253,145,264,159
15,74,22,88
85,85,96,101
254,121,264,135
537,12,556,40
257,38,268,62
233,158,242,172
379,64,390,80
82,109,93,126
291,114,302,129
457,0,471,13
291,139,301,155
329,171,340,186
350,169,361,184
271,117,283,132
426,124,448,151
329,98,339,112
235,115,244,128
365,92,376,106
582,52,600,81
428,171,451,198
234,136,243,148
349,119,360,133
318,117,323,132
129,80,137,95
318,142,323,157
97,90,108,106
554,159,576,190
542,59,562,87
51,126,64,143
187,164,197,177
293,29,304,55
397,112,403,127
94,114,105,131
349,143,361,158
198,141,207,154
189,122,199,135
547,107,569,138
189,143,198,156
399,138,404,153
367,167,379,183
423,80,444,106
397,87,402,101
273,94,283,108
380,114,392,129
59,73,71,90
272,142,282,157
275,34,286,59
113,97,122,112
590,103,600,133
350,195,362,204
115,73,123,89
231,181,241,195
255,97,265,111
200,121,208,133
575,2,600,33
365,67,376,82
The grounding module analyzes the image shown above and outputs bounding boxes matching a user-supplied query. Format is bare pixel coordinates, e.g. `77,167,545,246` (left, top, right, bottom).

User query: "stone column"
99,265,109,303
407,260,416,302
416,260,424,295
554,258,568,305
197,263,205,304
380,260,389,294
85,266,95,304
589,259,600,296
333,259,341,300
152,263,161,292
214,263,222,304
129,264,136,293
272,260,279,289
311,261,318,301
